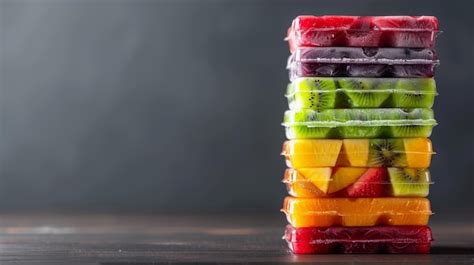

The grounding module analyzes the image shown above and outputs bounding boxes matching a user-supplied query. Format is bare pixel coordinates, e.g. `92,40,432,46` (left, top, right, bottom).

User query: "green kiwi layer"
287,77,437,110
283,108,436,139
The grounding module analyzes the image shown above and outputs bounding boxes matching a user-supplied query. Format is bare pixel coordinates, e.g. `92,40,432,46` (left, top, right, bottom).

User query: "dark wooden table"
0,213,472,264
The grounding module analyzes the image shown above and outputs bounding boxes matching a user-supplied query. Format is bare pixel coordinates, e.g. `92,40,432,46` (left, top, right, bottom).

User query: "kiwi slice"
387,168,430,197
368,139,406,167
336,109,383,138
339,78,391,108
392,79,436,108
390,125,434,138
291,78,337,110
389,109,436,138
283,110,336,139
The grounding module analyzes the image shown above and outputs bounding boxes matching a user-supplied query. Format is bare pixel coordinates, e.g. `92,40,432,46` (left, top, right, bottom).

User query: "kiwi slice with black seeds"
283,110,336,139
388,168,430,197
392,79,436,108
389,109,435,138
291,78,337,110
339,78,391,108
368,139,406,167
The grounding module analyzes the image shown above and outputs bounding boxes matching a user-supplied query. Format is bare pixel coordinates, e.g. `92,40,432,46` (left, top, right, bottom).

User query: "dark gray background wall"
0,0,473,217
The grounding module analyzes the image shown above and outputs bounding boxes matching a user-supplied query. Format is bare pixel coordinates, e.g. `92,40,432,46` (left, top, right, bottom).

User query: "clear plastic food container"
288,47,438,79
283,167,432,198
283,108,436,139
282,197,432,227
282,138,433,168
287,77,437,110
284,225,432,254
287,16,439,51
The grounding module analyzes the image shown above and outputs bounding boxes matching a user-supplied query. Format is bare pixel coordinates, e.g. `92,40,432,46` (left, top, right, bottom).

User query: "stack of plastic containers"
281,16,439,254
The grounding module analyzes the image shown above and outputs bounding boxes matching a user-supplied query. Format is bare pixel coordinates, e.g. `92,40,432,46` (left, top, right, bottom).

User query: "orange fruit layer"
282,197,431,228
282,138,433,168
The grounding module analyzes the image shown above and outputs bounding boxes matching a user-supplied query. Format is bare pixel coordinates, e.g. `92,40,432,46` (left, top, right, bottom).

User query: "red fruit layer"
293,16,438,31
288,16,439,51
285,225,432,254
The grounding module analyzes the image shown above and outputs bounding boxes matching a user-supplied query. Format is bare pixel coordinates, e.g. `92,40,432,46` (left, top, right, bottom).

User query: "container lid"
287,47,438,67
282,108,436,127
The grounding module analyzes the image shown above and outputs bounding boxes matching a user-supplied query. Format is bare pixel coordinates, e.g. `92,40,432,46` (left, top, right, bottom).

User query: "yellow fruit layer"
284,167,366,196
282,197,431,228
282,138,433,168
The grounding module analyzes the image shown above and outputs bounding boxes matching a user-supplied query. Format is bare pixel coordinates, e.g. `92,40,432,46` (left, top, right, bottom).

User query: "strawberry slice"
343,168,387,197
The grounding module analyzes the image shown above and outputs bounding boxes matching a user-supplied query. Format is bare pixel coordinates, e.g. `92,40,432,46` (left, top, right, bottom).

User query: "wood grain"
0,213,472,264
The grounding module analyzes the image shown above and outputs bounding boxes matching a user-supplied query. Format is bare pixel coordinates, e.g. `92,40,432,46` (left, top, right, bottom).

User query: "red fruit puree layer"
285,225,432,254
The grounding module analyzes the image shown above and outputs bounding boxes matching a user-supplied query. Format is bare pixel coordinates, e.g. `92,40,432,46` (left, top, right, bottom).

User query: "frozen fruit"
284,110,336,138
287,16,439,51
293,47,437,62
283,108,436,139
282,139,342,168
367,139,406,167
338,139,369,166
287,78,337,110
298,168,332,194
283,167,432,198
288,78,437,110
335,109,382,138
283,138,433,168
283,197,432,227
327,167,366,193
283,169,326,197
288,47,438,79
339,78,391,107
284,225,433,254
388,168,430,197
344,168,386,197
391,78,436,108
404,138,433,168
389,109,435,137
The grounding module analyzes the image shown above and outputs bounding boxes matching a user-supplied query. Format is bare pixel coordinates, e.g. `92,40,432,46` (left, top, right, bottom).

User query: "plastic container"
287,16,439,51
288,47,438,79
284,225,432,254
287,77,437,110
282,197,432,227
282,138,433,168
283,167,432,198
283,108,436,139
